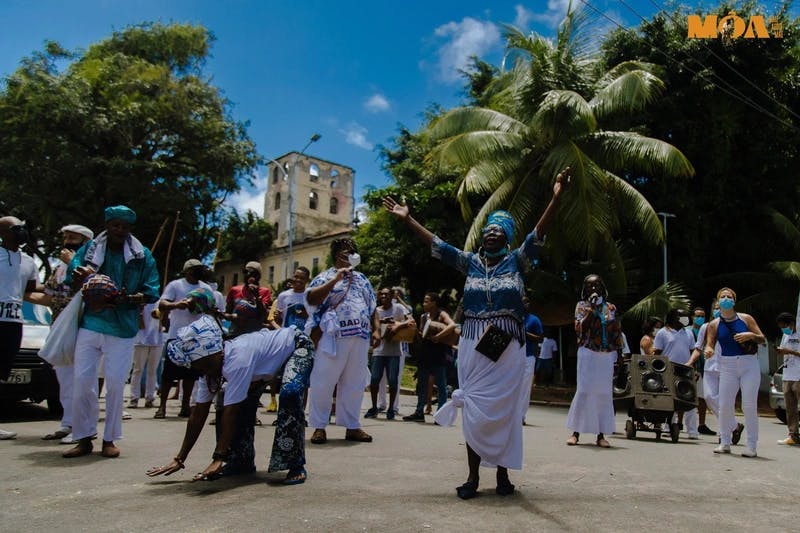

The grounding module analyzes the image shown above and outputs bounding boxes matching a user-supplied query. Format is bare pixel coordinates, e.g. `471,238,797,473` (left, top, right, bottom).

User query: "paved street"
0,393,797,532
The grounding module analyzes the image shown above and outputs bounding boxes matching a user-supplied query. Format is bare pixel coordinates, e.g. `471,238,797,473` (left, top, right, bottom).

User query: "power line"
575,0,800,133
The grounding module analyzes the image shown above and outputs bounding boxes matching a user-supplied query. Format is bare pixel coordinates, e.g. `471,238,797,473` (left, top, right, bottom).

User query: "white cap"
60,224,94,240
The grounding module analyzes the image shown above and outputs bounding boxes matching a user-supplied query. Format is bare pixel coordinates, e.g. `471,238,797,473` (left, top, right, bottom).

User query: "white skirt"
434,323,526,470
566,347,616,435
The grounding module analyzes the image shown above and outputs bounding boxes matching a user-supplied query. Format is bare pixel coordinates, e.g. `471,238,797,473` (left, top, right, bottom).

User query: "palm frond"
769,261,800,281
428,107,527,141
622,281,692,324
759,206,800,257
579,131,694,178
590,69,665,121
430,130,525,169
531,90,597,143
607,173,664,246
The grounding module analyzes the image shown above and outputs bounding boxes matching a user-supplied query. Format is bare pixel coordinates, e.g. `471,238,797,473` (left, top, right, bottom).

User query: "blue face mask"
718,297,735,311
782,327,793,335
694,317,705,327
712,309,720,319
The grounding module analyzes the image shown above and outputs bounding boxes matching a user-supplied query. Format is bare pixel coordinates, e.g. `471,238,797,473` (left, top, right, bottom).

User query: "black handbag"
475,324,512,362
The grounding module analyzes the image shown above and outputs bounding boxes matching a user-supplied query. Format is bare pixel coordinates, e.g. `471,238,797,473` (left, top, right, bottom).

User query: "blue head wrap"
166,315,224,368
104,205,137,224
483,210,515,245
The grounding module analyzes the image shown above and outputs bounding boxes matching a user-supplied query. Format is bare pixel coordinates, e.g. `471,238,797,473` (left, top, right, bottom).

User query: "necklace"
482,255,501,310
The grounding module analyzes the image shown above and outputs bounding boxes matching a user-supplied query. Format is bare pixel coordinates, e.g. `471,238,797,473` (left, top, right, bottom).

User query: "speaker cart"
614,354,698,443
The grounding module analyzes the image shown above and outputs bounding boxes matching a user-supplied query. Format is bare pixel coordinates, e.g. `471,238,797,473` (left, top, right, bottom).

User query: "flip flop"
42,429,71,440
282,468,307,485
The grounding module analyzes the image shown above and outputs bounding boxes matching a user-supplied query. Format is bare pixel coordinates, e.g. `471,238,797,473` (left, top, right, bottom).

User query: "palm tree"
426,4,694,294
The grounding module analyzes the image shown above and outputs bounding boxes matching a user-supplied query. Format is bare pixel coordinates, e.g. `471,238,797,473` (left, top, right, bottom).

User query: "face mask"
712,310,720,319
718,297,735,311
10,225,28,246
678,316,690,327
693,317,705,326
347,252,361,268
782,327,793,335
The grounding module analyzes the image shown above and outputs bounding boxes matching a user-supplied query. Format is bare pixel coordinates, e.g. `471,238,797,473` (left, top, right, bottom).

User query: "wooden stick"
163,210,180,288
151,216,170,252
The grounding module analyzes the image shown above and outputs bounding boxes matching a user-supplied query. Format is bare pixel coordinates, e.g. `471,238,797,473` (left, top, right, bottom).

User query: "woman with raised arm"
383,167,569,500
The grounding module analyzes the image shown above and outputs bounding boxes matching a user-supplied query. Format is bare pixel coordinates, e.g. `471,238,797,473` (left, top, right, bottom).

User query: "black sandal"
456,480,479,500
496,482,515,496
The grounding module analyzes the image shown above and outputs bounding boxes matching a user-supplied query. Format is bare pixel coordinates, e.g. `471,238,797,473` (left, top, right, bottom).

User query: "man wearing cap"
0,216,39,440
146,315,314,485
63,205,160,458
38,224,94,442
153,259,212,419
224,261,272,338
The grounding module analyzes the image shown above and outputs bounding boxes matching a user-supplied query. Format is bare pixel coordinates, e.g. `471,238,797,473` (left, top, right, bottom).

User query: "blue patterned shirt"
431,229,544,343
308,268,377,340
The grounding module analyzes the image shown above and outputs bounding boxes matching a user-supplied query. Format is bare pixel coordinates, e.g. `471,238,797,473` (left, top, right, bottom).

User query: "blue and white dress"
433,230,544,470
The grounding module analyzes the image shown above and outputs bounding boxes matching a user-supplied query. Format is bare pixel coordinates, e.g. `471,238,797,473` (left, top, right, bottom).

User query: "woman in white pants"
704,288,765,457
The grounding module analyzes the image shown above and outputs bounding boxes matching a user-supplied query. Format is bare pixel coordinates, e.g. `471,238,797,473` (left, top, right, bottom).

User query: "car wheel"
46,397,63,416
775,408,787,424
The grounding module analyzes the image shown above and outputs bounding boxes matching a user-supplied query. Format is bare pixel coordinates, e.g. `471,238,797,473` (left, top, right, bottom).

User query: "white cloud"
340,122,373,150
229,171,267,217
364,93,391,113
432,17,501,83
513,4,535,29
529,0,571,28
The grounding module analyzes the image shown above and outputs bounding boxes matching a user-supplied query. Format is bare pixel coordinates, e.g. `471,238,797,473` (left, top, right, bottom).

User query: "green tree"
425,6,693,306
216,210,274,264
0,23,259,278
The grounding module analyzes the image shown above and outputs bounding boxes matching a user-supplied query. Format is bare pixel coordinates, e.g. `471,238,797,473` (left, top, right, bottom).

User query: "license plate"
0,369,31,384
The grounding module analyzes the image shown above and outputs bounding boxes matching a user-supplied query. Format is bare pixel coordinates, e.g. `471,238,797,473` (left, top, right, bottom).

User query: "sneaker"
122,411,132,420
698,424,716,436
60,433,75,445
364,407,378,419
386,409,396,421
731,423,745,445
0,429,17,440
687,434,700,440
777,436,798,445
402,412,425,422
128,399,139,409
144,399,155,408
377,405,387,413
741,448,757,458
713,444,731,454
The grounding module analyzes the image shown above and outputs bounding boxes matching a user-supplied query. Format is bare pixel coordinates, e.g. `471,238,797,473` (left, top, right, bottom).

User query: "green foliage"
0,22,259,279
217,210,274,263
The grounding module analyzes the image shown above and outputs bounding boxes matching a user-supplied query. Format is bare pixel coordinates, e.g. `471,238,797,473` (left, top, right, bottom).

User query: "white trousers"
675,408,699,436
130,344,161,401
72,329,134,441
718,355,760,448
55,365,74,429
378,352,405,411
308,336,369,430
703,370,738,434
518,356,536,421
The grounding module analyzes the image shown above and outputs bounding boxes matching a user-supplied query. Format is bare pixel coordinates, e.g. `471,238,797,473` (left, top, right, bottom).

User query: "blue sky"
0,0,788,216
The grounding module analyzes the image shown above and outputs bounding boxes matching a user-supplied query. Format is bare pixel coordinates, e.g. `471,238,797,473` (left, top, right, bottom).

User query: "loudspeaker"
631,354,675,411
612,361,634,410
671,361,698,411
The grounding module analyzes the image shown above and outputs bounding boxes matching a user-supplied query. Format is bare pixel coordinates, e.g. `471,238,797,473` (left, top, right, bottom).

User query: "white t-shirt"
653,326,694,364
160,278,211,339
134,302,163,346
694,322,721,372
780,331,800,382
539,337,557,360
373,302,409,357
0,249,37,324
276,288,309,330
195,327,296,406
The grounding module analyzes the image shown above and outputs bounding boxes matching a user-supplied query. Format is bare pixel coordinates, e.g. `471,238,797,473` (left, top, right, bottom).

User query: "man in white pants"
306,238,376,445
62,206,160,459
129,302,163,408
39,225,94,443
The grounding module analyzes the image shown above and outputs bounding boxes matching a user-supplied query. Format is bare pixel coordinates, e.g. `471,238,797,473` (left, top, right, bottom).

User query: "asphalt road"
0,394,797,533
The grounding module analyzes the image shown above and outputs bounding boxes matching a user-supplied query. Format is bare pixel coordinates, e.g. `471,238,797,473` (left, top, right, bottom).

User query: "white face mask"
347,253,361,268
678,316,690,327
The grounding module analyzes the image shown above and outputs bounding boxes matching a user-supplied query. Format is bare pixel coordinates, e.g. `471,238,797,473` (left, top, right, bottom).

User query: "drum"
381,322,417,343
421,320,461,346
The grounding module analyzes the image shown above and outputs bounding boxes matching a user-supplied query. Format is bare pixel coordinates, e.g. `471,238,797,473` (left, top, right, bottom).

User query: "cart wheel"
625,420,636,439
670,423,680,443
